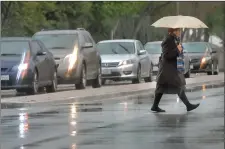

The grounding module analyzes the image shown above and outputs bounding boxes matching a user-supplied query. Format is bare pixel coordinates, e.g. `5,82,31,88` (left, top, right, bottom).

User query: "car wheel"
102,79,106,85
144,65,153,82
75,63,86,90
26,70,39,95
184,64,190,78
207,63,214,75
92,66,102,88
46,70,57,93
214,63,219,75
132,66,141,84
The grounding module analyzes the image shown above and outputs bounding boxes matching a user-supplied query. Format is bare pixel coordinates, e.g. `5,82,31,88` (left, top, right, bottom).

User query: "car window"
182,42,207,53
37,40,48,52
136,42,142,53
33,33,78,50
144,43,162,54
78,34,86,47
31,41,42,54
83,33,92,43
0,40,30,56
138,41,144,50
97,42,135,55
87,33,96,44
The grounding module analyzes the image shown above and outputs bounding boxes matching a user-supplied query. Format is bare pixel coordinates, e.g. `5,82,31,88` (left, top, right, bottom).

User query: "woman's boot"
178,90,200,112
151,93,166,112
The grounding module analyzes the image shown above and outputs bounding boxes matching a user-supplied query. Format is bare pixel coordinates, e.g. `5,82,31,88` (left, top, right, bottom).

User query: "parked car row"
0,28,220,95
144,41,220,77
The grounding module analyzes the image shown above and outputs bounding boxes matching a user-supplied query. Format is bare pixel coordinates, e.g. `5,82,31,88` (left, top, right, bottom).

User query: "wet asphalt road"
1,87,224,149
1,73,208,98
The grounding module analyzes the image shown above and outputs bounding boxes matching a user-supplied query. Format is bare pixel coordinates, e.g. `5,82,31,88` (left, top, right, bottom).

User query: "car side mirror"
138,50,146,55
211,50,217,54
37,51,47,56
82,43,93,48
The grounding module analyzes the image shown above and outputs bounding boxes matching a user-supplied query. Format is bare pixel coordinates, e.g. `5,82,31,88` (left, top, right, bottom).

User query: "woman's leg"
151,92,165,112
178,89,200,111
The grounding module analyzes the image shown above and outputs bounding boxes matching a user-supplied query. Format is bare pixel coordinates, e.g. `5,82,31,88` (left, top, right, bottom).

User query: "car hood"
48,49,72,59
101,54,136,63
188,52,206,60
149,54,161,64
1,56,21,71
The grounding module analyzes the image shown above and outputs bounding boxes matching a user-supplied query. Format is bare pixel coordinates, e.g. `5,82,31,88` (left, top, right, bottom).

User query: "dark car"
1,37,57,95
182,42,219,75
145,41,191,78
32,28,102,89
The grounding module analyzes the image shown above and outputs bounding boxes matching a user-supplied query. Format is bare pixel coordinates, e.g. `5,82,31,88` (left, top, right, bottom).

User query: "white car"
97,39,153,84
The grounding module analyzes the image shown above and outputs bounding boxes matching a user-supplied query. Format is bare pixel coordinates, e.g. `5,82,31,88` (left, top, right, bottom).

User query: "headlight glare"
18,63,28,71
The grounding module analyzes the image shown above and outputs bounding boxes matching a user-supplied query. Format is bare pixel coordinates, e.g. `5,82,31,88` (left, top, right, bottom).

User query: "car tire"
214,63,219,75
102,79,106,85
184,64,190,78
26,70,39,95
92,66,102,88
75,63,86,90
144,65,153,82
132,66,141,84
207,63,214,75
46,70,57,93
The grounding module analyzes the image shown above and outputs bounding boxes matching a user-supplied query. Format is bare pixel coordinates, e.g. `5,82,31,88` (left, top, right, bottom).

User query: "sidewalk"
1,73,224,106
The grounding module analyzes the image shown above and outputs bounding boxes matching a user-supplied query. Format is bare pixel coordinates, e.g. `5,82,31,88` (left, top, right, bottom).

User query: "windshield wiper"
1,53,20,56
118,44,131,54
48,47,67,49
111,48,118,54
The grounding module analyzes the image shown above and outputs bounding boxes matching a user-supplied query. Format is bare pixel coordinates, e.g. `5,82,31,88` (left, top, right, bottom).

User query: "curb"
1,81,224,109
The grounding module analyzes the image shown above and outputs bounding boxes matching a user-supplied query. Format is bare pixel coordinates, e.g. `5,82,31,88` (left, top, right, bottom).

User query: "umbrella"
151,15,208,29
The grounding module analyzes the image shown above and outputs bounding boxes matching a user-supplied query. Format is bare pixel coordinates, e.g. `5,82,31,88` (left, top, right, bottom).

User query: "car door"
31,41,49,84
136,41,149,77
82,33,97,79
86,33,99,77
37,40,54,82
183,49,190,73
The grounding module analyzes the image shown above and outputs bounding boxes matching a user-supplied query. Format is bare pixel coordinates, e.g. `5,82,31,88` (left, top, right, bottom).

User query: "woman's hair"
168,28,180,34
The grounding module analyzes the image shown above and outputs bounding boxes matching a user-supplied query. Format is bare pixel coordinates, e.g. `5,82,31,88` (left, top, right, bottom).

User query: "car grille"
102,62,119,67
102,72,121,77
1,68,8,72
191,58,200,63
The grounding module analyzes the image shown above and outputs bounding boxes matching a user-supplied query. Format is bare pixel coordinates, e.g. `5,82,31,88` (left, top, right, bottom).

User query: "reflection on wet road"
1,88,224,149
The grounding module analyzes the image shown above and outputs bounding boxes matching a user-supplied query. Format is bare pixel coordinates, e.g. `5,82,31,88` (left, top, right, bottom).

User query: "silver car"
32,28,102,89
144,41,162,75
97,39,153,84
145,41,191,78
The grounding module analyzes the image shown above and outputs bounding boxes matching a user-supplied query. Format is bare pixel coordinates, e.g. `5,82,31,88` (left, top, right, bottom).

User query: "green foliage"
1,1,224,42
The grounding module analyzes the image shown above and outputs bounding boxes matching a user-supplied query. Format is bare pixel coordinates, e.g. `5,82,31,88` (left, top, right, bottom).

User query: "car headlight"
64,54,77,70
119,59,134,66
18,63,28,71
201,56,211,63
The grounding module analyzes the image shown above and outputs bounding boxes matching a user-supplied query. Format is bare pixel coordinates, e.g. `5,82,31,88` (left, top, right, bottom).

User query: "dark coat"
155,34,186,94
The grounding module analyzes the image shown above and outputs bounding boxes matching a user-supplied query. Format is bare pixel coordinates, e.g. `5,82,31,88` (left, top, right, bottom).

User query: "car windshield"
144,43,162,54
97,42,135,55
0,41,30,56
33,34,78,49
182,42,207,53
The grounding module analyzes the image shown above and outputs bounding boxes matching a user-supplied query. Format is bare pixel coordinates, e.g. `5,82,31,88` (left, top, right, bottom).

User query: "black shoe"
187,103,200,112
151,107,166,113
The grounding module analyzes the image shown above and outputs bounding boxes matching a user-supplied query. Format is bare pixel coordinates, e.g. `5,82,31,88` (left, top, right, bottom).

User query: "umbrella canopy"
151,15,208,29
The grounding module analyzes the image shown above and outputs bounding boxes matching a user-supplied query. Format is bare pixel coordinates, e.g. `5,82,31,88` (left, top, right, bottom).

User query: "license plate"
1,75,9,81
190,65,193,69
102,69,111,74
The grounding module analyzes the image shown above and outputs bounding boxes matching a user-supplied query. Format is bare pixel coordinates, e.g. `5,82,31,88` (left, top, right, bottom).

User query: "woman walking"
151,28,200,112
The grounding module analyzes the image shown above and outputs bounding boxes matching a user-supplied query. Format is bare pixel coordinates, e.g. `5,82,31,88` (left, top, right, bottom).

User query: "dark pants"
152,89,191,108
